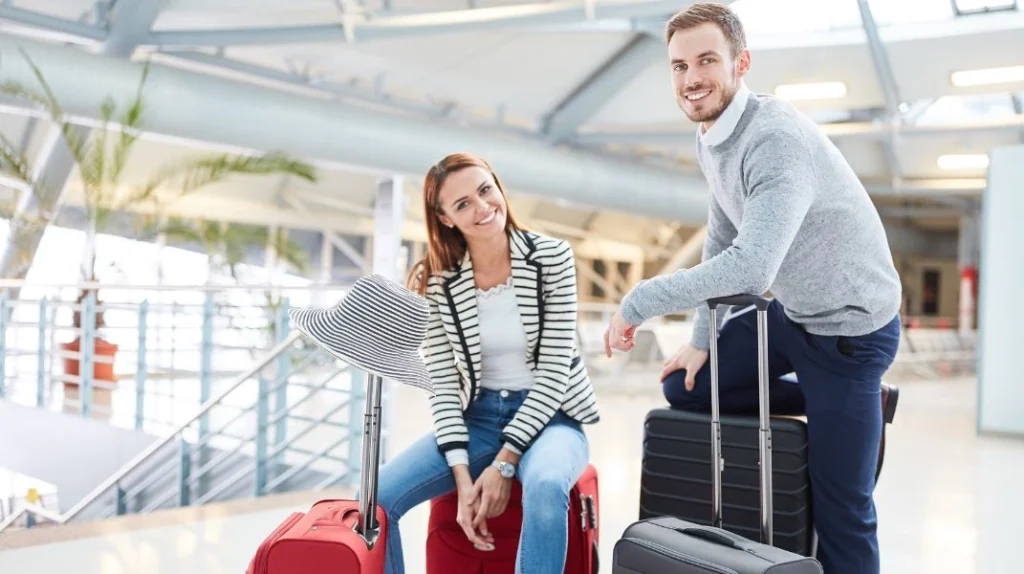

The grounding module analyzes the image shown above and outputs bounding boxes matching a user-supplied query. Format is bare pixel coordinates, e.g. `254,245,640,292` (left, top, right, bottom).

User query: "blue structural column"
195,293,214,498
271,299,290,469
371,176,405,462
0,294,6,397
36,297,47,407
80,291,95,417
135,300,149,430
977,145,1024,437
255,369,269,496
199,293,214,438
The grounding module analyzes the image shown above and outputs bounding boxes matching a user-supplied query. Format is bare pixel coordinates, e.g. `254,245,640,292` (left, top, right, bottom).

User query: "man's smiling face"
668,22,750,128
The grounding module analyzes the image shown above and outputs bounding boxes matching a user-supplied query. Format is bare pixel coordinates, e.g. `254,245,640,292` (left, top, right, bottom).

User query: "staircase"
0,328,376,531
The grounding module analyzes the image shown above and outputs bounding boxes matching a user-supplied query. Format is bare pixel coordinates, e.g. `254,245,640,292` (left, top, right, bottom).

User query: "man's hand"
661,344,710,390
604,310,638,357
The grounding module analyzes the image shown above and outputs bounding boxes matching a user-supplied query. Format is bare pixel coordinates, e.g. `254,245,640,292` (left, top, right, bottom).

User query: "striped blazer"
422,228,600,455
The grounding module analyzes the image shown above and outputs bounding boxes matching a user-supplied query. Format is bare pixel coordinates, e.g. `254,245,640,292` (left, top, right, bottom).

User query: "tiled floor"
385,373,1022,574
1,373,1021,574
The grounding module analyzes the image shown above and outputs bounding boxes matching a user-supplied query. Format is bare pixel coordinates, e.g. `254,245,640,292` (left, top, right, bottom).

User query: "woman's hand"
454,468,494,549
473,465,513,524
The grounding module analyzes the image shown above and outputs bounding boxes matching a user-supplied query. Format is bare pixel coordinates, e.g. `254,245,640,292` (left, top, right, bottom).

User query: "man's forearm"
619,258,761,326
621,172,813,324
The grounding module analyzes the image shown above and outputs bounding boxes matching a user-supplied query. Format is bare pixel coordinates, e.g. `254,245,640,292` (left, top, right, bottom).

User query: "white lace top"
475,276,535,393
444,276,536,467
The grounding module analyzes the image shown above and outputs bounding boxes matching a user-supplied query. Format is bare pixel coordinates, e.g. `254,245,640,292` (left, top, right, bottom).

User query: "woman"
370,152,600,574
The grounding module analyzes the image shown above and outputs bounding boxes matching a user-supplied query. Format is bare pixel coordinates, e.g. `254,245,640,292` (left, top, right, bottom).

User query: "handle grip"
708,294,770,311
679,527,741,549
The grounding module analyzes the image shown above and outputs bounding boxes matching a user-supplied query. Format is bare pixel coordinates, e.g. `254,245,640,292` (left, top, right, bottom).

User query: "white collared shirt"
698,81,751,146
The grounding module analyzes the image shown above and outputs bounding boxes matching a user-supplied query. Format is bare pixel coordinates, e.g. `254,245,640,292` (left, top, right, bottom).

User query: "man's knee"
663,369,710,411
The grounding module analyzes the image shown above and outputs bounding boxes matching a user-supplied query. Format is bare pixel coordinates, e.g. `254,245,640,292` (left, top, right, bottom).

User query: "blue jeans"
360,388,590,574
663,301,900,574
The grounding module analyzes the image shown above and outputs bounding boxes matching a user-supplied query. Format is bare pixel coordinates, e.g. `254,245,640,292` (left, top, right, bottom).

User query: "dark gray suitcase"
613,295,823,573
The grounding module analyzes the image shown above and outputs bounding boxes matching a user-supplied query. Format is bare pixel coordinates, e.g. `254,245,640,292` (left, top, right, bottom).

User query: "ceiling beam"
0,6,105,45
541,34,664,143
658,226,706,275
282,192,370,270
572,114,1024,144
148,50,499,131
856,0,902,117
879,206,965,219
100,0,168,58
145,0,690,48
856,0,904,181
865,178,985,197
0,35,710,223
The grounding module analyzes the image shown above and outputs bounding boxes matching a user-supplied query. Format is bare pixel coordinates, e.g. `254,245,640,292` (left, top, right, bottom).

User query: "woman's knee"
368,466,413,521
522,476,571,522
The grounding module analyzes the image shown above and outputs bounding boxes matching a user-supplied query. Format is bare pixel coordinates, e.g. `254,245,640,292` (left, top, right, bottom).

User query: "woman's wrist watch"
491,460,516,479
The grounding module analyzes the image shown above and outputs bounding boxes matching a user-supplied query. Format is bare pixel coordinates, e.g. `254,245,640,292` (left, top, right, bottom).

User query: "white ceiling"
2,0,1021,260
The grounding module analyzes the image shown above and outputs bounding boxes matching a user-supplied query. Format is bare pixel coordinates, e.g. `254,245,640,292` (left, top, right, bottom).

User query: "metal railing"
0,324,374,533
0,280,347,434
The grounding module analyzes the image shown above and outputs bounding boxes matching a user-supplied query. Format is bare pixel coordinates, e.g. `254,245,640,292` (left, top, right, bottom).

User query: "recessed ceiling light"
774,82,847,101
937,154,989,170
950,65,1024,87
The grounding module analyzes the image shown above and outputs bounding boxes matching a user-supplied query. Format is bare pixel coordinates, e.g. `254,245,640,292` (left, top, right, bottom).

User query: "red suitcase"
247,374,388,574
425,463,600,574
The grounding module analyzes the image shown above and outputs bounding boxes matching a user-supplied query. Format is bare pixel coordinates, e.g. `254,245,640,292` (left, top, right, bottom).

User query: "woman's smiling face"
435,166,509,242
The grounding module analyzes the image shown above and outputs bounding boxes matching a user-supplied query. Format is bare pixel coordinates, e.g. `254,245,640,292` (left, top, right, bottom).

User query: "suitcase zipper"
624,537,740,574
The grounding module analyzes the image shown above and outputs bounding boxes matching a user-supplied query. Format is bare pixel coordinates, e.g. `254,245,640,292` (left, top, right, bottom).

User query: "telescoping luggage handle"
357,373,385,548
706,295,773,546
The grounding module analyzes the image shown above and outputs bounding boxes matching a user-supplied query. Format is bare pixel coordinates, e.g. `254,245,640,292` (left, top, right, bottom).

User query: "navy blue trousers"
663,300,900,574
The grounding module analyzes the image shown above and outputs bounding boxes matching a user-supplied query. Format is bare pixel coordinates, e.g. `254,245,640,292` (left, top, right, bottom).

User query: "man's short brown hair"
665,2,747,58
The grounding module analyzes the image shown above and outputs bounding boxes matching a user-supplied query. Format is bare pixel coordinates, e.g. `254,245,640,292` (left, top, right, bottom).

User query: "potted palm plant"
0,53,318,410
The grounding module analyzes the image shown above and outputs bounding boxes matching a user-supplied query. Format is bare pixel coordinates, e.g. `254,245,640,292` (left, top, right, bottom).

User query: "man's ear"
736,48,751,78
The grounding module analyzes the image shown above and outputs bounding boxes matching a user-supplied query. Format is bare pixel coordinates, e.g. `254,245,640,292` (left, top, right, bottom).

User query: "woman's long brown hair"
406,152,524,295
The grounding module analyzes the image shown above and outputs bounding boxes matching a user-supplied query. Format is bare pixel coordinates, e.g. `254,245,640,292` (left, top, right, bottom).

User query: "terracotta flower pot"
61,337,119,414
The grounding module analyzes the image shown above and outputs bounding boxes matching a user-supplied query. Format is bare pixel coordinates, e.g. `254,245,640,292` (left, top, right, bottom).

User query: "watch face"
499,462,515,478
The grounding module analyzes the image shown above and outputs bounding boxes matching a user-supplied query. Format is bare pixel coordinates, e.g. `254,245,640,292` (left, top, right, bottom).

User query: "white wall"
977,144,1024,436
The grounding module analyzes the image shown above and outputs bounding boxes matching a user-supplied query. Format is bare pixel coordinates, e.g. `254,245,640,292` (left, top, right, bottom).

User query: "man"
603,3,903,574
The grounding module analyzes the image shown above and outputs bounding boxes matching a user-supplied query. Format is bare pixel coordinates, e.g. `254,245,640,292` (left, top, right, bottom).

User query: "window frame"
951,0,1018,16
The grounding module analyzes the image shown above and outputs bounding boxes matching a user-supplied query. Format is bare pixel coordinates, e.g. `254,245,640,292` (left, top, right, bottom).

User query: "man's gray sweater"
621,86,903,348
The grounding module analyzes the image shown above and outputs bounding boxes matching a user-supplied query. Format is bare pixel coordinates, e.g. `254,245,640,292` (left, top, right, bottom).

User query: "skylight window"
729,0,954,35
953,0,1018,15
915,94,1018,125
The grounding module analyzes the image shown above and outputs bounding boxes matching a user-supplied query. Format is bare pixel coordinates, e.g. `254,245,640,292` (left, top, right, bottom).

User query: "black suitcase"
639,408,814,556
613,295,823,573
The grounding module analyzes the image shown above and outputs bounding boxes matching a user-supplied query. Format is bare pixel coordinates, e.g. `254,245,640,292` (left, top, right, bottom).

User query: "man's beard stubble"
679,80,737,124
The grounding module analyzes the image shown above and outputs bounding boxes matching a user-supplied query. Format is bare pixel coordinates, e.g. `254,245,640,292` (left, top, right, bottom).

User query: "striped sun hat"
288,274,432,393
